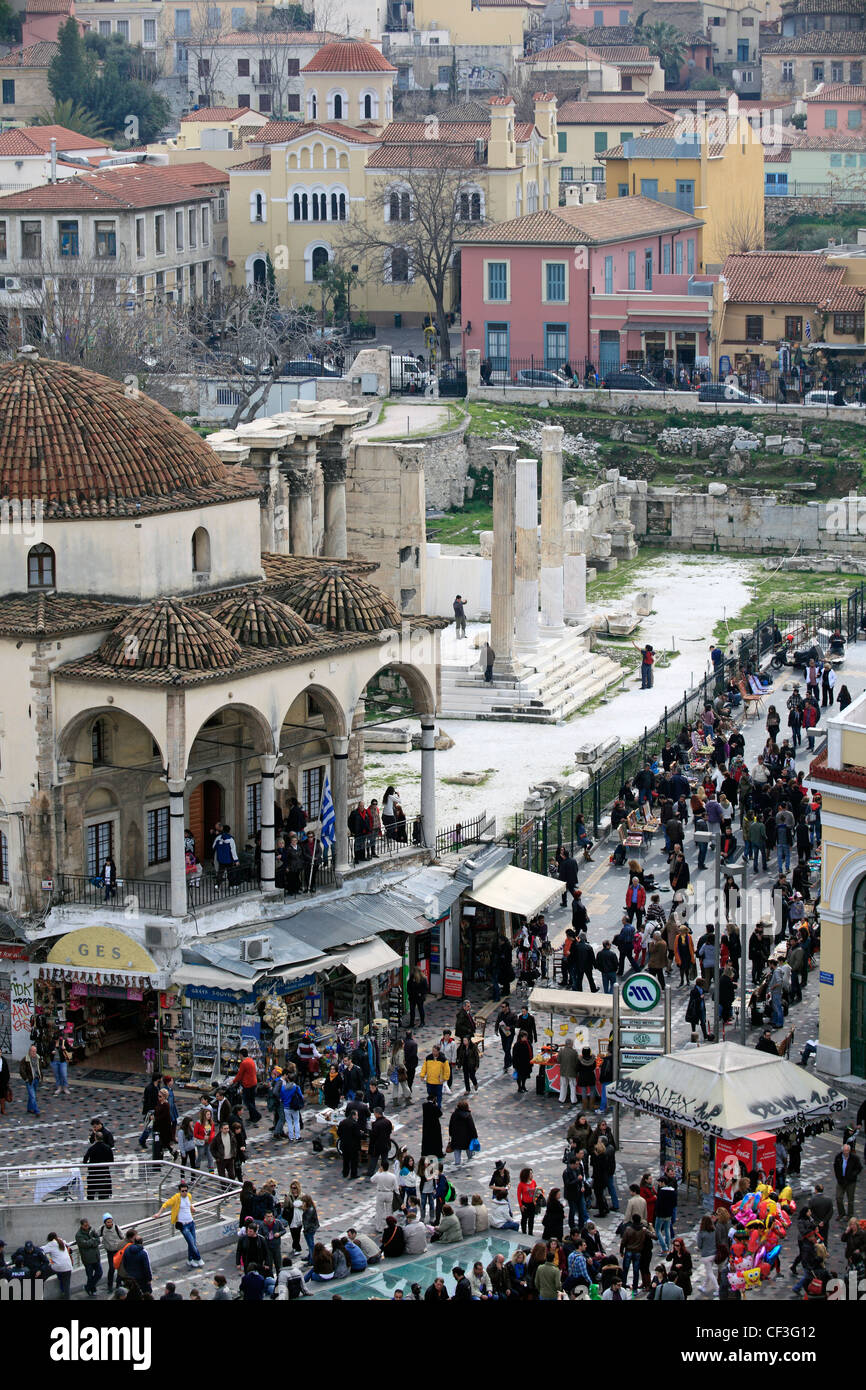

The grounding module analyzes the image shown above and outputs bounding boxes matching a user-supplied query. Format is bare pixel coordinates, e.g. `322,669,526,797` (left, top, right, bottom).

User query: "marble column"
287,467,314,556
540,424,565,634
167,777,188,918
321,457,348,559
330,735,351,874
420,719,436,851
489,444,518,677
259,753,278,896
514,456,539,652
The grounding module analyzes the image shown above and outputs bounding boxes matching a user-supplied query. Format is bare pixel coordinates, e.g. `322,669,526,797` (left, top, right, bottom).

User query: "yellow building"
224,38,561,324
810,695,866,1079
0,41,57,128
76,0,161,52
600,113,765,271
411,0,544,51
556,98,669,184
716,251,866,375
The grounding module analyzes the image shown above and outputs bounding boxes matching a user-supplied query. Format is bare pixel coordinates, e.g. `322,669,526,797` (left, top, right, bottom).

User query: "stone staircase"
439,628,628,723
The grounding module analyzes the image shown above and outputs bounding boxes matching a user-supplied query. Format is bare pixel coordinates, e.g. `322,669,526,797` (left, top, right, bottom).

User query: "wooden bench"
738,678,765,717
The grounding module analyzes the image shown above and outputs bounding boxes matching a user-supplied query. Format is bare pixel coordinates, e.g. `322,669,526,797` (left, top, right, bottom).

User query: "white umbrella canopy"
609,1042,847,1139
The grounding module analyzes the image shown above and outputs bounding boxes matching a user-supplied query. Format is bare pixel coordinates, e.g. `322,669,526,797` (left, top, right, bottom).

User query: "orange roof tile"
0,40,59,67
722,251,866,311
301,39,395,73
180,106,256,122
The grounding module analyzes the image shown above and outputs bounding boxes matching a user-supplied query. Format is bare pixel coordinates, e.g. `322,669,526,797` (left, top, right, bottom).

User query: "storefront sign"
184,984,253,1004
252,974,316,999
47,926,157,973
0,944,28,961
443,968,463,998
69,984,143,1001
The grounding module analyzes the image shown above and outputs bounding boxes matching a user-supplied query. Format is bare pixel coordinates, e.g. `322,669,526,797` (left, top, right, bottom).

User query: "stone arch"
279,682,348,741
355,661,436,719
58,705,166,769
338,152,349,170
326,146,337,169
825,849,866,919
83,784,120,814
185,700,278,770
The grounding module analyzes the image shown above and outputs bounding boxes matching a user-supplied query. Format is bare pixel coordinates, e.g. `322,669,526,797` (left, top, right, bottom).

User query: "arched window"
91,718,107,766
388,190,410,222
27,542,55,589
293,191,309,222
333,93,343,119
363,93,373,120
331,191,346,221
250,190,266,223
312,245,329,279
515,185,522,216
527,182,539,213
312,192,327,221
0,829,8,885
192,526,211,573
308,92,317,119
252,257,267,288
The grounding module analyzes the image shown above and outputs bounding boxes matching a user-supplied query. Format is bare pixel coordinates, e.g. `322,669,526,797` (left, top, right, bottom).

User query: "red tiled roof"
0,126,104,157
0,40,59,67
0,163,221,210
722,251,866,311
596,45,652,62
366,143,502,169
180,106,256,122
809,745,866,791
557,99,669,124
0,356,261,520
806,83,866,101
301,39,395,73
380,119,536,142
521,39,606,63
151,160,229,187
763,32,866,53
229,154,272,171
248,119,379,145
212,30,342,45
25,0,72,12
456,194,702,247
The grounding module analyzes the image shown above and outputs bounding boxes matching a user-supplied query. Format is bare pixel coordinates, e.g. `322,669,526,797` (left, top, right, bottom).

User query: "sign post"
613,973,670,1147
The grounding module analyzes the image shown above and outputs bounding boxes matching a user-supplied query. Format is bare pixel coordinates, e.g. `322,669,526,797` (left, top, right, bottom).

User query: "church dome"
301,39,396,73
285,568,400,633
99,598,242,671
0,354,260,519
214,592,314,648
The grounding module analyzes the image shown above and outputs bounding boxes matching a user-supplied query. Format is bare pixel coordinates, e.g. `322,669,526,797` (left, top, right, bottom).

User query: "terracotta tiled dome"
0,354,260,518
99,598,242,671
214,592,314,649
301,39,396,72
286,568,400,633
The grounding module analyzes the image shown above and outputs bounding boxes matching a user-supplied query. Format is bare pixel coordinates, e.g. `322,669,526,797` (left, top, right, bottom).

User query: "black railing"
508,584,866,872
435,811,491,856
186,867,260,908
55,874,171,914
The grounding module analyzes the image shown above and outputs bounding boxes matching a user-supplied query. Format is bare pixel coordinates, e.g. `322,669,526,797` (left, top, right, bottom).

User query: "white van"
804,389,855,407
390,355,429,392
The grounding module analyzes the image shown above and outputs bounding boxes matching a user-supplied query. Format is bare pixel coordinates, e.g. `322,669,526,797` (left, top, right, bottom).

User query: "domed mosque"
0,354,444,1047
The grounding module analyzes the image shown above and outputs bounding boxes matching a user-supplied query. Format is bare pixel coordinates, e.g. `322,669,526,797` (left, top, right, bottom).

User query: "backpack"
215,836,234,865
287,1085,305,1112
114,1242,132,1271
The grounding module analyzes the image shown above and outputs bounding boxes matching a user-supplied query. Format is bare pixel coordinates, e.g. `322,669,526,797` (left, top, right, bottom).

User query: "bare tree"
186,2,235,107
714,204,765,260
338,161,479,361
252,32,304,120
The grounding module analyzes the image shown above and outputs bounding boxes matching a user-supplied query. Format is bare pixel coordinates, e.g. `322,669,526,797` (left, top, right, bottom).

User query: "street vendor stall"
610,1041,846,1199
527,988,615,1097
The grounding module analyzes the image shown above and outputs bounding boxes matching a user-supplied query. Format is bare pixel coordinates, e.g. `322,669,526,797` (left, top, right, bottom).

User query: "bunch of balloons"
726,1189,795,1293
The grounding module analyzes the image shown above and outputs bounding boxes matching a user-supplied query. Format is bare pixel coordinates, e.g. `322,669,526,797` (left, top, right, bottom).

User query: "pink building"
805,83,866,136
457,195,715,378
22,0,82,48
569,3,633,28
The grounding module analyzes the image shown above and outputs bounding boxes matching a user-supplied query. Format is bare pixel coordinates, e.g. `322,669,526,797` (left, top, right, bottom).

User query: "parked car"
390,355,429,391
515,368,572,388
281,359,343,377
602,369,661,391
804,389,860,407
698,383,765,405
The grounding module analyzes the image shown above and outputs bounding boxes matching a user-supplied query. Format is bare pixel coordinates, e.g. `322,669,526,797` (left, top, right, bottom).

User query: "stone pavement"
3,650,866,1301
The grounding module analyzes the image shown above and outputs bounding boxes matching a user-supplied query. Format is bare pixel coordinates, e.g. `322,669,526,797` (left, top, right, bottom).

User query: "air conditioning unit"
3,277,21,292
242,934,272,962
144,923,179,951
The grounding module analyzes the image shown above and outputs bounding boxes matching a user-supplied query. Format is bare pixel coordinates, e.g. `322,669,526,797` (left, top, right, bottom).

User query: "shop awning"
464,864,559,917
323,938,402,982
171,963,254,990
626,320,708,332
608,1041,846,1139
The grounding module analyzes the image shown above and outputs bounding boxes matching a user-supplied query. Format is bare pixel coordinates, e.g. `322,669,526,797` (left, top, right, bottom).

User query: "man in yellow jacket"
420,1044,451,1110
153,1179,204,1269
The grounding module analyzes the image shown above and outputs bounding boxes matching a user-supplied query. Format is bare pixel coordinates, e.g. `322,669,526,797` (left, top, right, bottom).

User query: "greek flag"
319,775,336,850
805,320,812,341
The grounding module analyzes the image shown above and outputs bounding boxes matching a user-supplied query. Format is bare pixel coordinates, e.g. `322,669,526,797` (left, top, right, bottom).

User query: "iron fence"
507,585,866,872
435,810,492,856
54,874,171,914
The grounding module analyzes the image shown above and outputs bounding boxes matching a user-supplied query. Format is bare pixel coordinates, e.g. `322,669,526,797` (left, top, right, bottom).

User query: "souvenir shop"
30,926,162,1071
457,864,559,988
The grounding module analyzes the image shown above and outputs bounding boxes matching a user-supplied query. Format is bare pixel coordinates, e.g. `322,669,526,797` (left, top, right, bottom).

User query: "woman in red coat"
625,878,646,931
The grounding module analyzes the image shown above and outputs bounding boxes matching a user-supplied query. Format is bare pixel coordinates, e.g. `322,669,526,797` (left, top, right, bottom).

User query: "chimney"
580,183,598,204
564,184,581,206
50,137,56,184
488,96,516,169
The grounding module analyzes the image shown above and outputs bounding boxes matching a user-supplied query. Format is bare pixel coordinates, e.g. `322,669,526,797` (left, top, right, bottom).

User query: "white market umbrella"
608,1041,846,1139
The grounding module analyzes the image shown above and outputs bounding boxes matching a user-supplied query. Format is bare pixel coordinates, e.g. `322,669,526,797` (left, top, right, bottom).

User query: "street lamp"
723,858,749,1045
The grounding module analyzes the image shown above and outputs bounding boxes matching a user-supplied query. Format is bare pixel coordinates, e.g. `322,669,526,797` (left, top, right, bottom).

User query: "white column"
540,424,565,634
287,468,314,555
259,753,277,895
420,719,436,851
167,777,187,919
322,458,348,559
330,735,351,873
489,444,518,677
514,456,539,652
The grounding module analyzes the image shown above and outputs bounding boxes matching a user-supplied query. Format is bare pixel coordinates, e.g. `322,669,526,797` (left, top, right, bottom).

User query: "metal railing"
435,811,494,856
0,1157,241,1268
345,823,426,866
186,866,260,909
509,586,866,870
55,874,171,914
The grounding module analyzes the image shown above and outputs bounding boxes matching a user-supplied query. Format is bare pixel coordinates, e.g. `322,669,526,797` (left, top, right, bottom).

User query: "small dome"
99,598,241,671
301,38,396,73
214,592,314,649
286,568,400,634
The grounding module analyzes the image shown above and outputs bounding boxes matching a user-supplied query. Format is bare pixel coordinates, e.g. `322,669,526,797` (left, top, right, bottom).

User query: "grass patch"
426,498,493,544
378,401,467,440
710,559,866,643
586,549,669,600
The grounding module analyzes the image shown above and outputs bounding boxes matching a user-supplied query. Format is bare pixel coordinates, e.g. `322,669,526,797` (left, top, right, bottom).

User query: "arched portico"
350,660,438,856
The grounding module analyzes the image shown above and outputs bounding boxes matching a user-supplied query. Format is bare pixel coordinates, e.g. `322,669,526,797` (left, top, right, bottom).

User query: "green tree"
258,4,312,30
0,2,21,45
635,20,686,88
689,72,721,90
790,112,806,130
36,99,106,138
48,18,95,106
